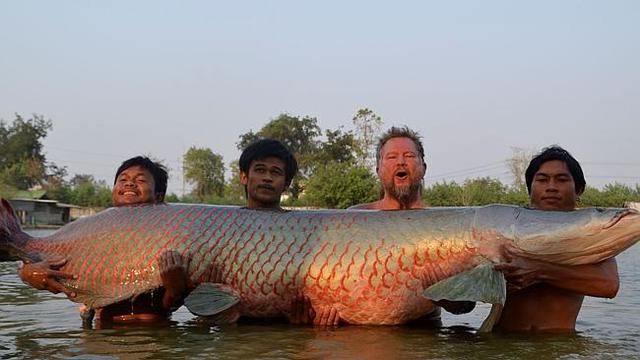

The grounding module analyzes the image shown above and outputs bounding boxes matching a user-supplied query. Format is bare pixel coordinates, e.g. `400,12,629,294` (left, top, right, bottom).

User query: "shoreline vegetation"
1,114,639,215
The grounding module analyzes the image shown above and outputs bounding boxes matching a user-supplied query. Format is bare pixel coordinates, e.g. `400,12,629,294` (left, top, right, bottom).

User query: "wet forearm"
538,258,619,298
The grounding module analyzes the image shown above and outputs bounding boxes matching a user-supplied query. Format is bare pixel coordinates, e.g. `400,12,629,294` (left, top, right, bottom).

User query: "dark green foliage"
0,114,53,189
424,178,529,207
165,193,181,203
423,181,464,207
580,184,640,207
316,128,359,165
237,114,321,200
460,177,508,206
304,161,378,209
224,161,245,203
183,147,226,200
67,174,112,207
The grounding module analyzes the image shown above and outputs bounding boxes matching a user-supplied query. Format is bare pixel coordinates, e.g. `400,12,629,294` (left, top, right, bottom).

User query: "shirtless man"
350,126,475,323
349,126,426,211
495,146,619,332
18,156,189,326
237,138,320,324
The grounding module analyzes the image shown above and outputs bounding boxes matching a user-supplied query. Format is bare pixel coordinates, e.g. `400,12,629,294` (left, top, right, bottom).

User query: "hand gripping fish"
1,199,638,331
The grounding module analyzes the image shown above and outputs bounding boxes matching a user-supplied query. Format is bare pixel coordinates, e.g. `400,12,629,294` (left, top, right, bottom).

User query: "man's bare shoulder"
348,201,383,210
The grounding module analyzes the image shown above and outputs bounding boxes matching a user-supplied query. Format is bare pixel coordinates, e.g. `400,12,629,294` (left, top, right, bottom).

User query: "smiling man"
18,156,190,327
111,157,167,206
495,146,619,332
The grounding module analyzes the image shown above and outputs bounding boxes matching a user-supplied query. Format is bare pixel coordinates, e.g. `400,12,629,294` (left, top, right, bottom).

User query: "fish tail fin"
0,198,32,262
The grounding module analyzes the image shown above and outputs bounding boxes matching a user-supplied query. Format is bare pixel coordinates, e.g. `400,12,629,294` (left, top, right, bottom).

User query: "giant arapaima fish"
1,199,639,331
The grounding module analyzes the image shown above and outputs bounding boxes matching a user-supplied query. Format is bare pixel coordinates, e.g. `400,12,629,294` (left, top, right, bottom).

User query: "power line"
425,161,506,178
425,164,507,183
583,162,640,167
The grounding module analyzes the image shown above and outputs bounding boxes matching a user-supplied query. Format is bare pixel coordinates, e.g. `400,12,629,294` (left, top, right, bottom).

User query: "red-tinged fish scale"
191,211,233,279
27,205,493,323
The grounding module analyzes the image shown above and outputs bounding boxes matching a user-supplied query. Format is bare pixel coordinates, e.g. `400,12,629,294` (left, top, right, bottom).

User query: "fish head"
579,207,640,252
505,206,640,264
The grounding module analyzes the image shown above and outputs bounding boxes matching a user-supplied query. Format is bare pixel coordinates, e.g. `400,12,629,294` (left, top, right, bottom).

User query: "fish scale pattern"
23,204,482,324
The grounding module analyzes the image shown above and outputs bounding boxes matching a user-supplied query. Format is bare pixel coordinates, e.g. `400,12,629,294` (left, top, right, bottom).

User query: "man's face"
240,156,287,209
112,165,159,207
529,160,579,211
377,137,426,203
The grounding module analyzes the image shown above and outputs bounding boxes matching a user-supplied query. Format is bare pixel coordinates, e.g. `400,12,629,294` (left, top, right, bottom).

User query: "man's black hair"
114,156,168,196
525,145,586,195
239,139,298,187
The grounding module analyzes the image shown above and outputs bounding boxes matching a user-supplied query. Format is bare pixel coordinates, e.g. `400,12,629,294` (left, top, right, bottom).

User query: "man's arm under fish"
496,243,619,297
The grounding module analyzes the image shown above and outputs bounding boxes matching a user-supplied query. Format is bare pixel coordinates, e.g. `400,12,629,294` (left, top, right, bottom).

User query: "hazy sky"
1,1,639,195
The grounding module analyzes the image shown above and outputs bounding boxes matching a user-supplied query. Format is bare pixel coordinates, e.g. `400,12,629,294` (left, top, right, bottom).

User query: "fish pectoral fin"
184,283,240,317
423,264,507,332
422,263,506,305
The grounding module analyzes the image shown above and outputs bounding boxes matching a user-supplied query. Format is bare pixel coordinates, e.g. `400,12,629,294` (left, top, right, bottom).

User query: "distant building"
8,190,81,227
627,202,640,211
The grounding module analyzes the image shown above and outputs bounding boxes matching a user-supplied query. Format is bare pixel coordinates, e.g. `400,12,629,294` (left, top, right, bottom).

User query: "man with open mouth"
349,126,475,326
349,126,427,210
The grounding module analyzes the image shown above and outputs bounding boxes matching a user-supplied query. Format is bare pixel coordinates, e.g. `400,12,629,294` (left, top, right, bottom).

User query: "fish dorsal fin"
422,264,506,332
184,283,240,316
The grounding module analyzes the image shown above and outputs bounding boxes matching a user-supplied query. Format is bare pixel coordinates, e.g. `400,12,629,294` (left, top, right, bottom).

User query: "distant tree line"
422,178,640,208
1,113,639,209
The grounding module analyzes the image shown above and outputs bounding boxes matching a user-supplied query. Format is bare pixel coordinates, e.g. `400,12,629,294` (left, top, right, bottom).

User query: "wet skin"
19,165,187,327
237,157,328,325
350,136,474,318
495,160,619,332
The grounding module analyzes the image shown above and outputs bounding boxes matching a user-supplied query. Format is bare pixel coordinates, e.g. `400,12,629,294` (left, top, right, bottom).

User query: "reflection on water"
0,230,638,359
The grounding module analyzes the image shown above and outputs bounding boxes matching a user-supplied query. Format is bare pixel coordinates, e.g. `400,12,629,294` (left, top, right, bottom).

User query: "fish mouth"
602,209,639,229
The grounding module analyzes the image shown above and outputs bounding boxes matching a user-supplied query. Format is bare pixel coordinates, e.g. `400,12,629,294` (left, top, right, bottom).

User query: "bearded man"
349,126,474,325
350,126,427,210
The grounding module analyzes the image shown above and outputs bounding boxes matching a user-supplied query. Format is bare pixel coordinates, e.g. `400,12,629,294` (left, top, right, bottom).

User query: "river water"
1,230,638,359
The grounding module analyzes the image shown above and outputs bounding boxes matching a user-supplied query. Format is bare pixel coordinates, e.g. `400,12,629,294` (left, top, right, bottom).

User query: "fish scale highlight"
1,200,639,326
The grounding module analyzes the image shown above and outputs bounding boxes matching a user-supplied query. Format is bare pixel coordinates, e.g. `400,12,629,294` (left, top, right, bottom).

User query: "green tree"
423,181,464,206
68,174,111,207
352,108,383,168
460,177,508,206
315,127,359,165
165,193,181,203
237,113,321,199
183,147,225,200
0,114,53,189
581,183,639,207
503,186,529,206
224,161,245,202
304,161,378,208
43,165,72,203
